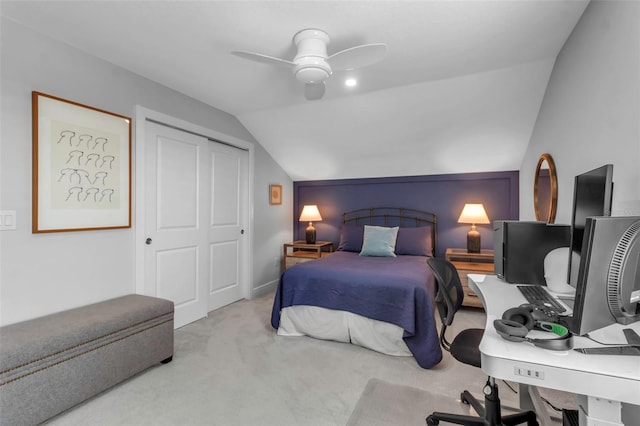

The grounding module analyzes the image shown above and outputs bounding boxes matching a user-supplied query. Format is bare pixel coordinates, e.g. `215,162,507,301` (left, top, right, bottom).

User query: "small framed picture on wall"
270,184,282,205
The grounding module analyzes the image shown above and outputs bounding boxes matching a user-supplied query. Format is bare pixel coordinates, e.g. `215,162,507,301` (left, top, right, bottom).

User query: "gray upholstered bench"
0,294,174,426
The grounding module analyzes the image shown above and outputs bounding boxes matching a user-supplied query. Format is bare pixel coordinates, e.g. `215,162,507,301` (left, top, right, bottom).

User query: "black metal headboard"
342,207,437,256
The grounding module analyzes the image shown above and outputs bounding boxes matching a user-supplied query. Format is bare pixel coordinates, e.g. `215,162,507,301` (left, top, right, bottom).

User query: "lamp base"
467,228,481,253
305,223,316,244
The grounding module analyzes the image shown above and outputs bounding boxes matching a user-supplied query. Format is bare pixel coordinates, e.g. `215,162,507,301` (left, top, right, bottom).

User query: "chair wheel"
460,392,469,404
426,415,439,426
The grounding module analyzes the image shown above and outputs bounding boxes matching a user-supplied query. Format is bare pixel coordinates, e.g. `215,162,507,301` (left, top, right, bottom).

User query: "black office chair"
426,258,538,426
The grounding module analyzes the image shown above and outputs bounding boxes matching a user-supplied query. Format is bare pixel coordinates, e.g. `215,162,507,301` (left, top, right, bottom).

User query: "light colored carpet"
346,378,576,426
43,292,576,425
346,378,471,426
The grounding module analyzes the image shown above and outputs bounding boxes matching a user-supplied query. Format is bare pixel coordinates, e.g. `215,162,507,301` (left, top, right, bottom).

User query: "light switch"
0,210,17,230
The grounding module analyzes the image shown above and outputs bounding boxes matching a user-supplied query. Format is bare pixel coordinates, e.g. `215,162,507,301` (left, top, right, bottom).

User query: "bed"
271,207,443,368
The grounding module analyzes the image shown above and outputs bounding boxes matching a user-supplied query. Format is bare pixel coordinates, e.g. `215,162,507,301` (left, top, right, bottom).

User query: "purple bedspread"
271,251,443,368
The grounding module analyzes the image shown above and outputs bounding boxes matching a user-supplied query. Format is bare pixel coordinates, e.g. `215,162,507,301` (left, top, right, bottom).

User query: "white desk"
468,274,640,426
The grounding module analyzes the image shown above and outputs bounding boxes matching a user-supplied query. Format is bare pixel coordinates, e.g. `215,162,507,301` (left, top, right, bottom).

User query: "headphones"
494,304,573,351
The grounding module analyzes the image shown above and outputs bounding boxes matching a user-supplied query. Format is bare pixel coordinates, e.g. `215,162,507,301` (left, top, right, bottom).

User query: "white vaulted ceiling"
1,0,589,180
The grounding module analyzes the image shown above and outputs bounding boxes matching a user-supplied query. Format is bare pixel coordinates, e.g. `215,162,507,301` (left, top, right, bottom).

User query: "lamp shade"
299,205,322,222
457,204,490,225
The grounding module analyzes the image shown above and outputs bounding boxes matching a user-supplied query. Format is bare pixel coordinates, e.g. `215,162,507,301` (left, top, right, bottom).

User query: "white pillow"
359,225,399,257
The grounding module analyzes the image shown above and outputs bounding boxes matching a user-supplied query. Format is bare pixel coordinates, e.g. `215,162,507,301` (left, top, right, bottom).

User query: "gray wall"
520,0,640,223
0,18,292,326
520,5,639,420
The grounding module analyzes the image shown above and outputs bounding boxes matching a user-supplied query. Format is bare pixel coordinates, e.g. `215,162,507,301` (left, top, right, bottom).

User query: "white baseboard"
252,279,278,298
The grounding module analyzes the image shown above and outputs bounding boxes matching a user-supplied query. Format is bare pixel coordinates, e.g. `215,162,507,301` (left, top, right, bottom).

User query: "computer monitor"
567,164,614,289
570,216,640,336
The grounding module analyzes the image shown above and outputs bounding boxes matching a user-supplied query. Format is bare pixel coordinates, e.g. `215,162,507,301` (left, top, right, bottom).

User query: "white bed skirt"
278,305,412,357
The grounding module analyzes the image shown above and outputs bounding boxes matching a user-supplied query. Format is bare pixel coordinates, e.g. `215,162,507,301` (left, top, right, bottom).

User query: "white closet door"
144,121,209,328
208,142,248,311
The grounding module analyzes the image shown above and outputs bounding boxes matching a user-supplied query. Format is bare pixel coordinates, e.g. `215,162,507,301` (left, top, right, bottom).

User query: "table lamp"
299,205,322,244
457,203,490,253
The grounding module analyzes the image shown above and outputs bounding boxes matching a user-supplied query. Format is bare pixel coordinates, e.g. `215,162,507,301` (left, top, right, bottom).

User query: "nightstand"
445,248,494,308
282,241,334,272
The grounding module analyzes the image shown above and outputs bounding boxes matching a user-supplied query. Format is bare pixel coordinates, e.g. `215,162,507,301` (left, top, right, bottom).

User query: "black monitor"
570,216,640,335
567,165,614,289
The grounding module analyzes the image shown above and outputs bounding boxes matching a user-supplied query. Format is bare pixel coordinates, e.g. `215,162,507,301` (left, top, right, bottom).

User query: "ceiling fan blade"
231,51,294,68
304,82,326,101
327,43,388,71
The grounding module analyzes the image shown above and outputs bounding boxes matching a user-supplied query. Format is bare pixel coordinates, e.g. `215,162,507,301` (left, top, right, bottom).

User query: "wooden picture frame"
270,184,282,205
32,91,132,233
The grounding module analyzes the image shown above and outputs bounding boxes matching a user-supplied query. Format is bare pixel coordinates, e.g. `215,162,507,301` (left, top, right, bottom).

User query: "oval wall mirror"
534,153,558,223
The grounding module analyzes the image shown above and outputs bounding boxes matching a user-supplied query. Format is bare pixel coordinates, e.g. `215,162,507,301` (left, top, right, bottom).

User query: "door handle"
145,238,152,245
241,229,245,235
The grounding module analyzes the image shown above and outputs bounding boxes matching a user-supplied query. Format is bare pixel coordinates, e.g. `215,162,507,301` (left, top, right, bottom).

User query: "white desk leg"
577,395,623,426
518,384,554,426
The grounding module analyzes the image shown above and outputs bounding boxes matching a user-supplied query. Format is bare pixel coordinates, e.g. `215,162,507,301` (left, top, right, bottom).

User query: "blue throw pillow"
337,224,364,252
359,225,399,257
395,226,433,256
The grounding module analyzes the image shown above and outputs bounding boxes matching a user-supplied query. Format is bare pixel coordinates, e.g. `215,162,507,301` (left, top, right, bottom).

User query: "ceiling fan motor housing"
293,29,332,84
294,59,331,84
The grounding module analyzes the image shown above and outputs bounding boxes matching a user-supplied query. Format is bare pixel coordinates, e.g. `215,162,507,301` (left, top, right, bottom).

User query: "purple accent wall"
293,171,519,258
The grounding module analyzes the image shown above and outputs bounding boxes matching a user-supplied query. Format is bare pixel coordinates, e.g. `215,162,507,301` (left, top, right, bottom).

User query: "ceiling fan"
231,28,387,101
